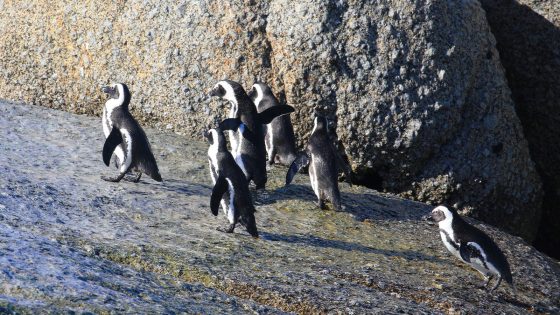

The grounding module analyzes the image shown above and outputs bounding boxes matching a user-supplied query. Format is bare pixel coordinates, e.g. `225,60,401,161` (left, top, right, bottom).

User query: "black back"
110,106,161,181
249,82,297,165
451,209,513,284
210,128,257,218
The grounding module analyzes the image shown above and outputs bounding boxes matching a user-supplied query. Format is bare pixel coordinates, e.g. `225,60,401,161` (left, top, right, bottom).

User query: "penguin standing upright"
285,115,351,211
205,127,258,238
248,82,297,166
100,83,162,183
208,80,294,189
427,205,514,292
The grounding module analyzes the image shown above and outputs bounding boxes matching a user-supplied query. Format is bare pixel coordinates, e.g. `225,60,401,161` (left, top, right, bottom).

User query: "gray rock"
0,102,558,313
480,0,560,258
0,1,543,241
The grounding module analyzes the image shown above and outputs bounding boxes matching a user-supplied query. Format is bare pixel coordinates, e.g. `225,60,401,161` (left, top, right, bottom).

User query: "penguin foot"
124,173,142,183
315,200,326,210
217,224,236,234
488,276,502,292
101,173,126,182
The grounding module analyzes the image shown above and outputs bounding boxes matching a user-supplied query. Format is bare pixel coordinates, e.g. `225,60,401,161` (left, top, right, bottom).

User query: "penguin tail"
151,172,163,182
331,191,343,212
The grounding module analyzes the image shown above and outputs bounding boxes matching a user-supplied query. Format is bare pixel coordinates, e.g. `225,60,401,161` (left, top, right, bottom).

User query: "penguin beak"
208,85,225,98
101,86,112,94
422,213,434,222
203,130,212,142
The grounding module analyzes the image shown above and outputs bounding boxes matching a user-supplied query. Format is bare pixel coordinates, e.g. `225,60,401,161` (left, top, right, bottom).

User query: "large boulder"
0,1,543,240
480,0,560,258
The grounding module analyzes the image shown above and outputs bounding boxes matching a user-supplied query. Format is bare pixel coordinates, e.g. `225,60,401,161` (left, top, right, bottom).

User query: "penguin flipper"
103,127,123,166
219,118,242,131
211,175,229,216
334,147,352,185
257,105,295,124
460,242,482,263
285,152,310,186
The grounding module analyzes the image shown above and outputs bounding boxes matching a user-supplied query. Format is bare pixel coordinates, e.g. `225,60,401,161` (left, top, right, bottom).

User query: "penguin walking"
208,80,294,189
285,116,351,211
100,83,162,183
248,82,297,166
427,205,514,292
204,127,259,238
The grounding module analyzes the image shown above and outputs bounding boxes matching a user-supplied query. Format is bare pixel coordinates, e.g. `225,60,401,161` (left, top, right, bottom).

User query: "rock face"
1,102,559,313
0,1,543,240
480,0,560,258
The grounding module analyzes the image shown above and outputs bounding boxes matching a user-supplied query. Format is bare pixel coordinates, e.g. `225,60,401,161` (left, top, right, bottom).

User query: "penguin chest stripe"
119,129,133,173
225,178,235,224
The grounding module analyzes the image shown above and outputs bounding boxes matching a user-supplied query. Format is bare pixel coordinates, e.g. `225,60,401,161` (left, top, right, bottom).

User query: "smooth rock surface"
0,101,558,314
0,0,543,241
480,0,560,258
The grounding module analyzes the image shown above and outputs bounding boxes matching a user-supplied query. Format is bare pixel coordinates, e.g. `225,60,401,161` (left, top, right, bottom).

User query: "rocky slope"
480,0,560,258
0,101,558,314
0,0,543,242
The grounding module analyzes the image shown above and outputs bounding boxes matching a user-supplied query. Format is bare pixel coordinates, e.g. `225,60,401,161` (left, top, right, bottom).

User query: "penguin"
208,80,294,189
248,82,297,166
100,83,162,183
285,115,351,211
427,205,514,292
204,127,259,238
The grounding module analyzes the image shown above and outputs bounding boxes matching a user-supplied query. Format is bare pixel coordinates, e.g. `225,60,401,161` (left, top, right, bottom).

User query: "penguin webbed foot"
124,172,142,183
316,200,326,210
101,173,126,182
217,224,236,234
488,275,502,292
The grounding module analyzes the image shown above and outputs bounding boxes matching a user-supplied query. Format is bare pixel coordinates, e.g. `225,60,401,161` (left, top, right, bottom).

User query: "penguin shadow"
340,191,432,222
150,178,210,197
260,232,444,263
271,183,432,222
269,184,324,203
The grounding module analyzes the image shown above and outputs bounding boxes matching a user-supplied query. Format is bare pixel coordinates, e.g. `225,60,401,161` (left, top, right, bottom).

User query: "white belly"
309,155,320,199
440,231,461,259
103,107,124,167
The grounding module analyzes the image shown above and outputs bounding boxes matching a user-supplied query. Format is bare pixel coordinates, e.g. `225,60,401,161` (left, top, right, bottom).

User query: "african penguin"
248,82,297,166
208,80,294,189
100,83,162,183
285,115,351,211
204,127,259,238
428,205,514,292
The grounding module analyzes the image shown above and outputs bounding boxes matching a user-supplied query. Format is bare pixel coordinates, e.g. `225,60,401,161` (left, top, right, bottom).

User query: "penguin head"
204,128,227,151
208,80,247,104
248,82,270,109
312,115,328,133
101,83,131,109
431,205,455,224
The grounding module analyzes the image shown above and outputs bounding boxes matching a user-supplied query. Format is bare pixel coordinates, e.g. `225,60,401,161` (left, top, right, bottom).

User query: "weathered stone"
0,1,543,241
0,102,558,313
480,0,560,258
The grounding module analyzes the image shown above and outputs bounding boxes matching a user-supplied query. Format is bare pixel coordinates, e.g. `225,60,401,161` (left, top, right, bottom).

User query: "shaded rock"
0,102,558,313
0,1,543,241
480,0,560,259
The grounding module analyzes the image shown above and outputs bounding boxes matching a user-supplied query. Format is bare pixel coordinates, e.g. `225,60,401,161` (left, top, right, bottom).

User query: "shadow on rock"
261,232,444,263
271,184,432,222
481,0,560,259
151,178,211,197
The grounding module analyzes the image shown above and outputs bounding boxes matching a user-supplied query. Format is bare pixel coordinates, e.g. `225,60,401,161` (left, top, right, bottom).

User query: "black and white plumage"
429,205,514,292
285,116,351,211
205,127,258,238
208,80,294,189
100,83,162,183
248,82,297,166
